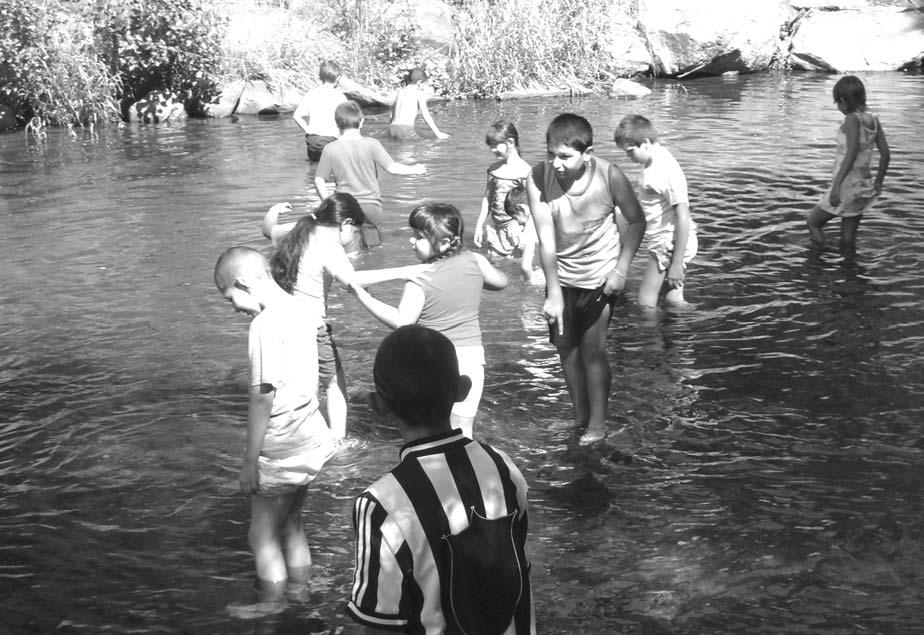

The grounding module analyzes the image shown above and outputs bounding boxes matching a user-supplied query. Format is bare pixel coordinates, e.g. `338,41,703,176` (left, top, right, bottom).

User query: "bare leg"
577,305,612,445
807,206,835,248
250,490,301,594
558,345,589,428
326,373,347,440
637,254,666,308
839,215,862,258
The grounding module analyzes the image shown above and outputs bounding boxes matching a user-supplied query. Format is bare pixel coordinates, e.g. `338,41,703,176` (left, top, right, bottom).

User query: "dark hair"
613,114,658,147
319,60,341,84
271,193,365,292
374,325,459,427
546,113,593,152
334,100,363,130
504,185,528,220
408,203,464,262
485,119,520,150
404,67,428,85
833,75,867,112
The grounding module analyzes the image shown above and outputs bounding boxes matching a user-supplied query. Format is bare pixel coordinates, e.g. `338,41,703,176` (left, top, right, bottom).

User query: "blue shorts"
317,322,344,386
549,284,617,349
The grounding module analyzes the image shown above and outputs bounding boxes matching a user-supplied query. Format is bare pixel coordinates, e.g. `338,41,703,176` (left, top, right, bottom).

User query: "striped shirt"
347,429,535,634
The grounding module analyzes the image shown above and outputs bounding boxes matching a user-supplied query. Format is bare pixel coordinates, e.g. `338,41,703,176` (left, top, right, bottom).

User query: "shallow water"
1,72,923,634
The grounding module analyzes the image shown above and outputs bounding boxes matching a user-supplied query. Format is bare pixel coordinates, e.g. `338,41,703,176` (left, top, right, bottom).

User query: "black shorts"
317,322,344,385
549,284,617,349
305,134,336,162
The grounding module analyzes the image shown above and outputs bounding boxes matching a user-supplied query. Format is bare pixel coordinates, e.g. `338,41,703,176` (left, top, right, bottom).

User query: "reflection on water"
2,73,923,633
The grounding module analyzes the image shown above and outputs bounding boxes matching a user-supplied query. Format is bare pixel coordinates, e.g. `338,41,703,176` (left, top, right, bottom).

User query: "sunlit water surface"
2,73,923,634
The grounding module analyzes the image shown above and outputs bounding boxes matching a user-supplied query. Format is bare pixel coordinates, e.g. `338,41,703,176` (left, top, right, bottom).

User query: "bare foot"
578,423,606,446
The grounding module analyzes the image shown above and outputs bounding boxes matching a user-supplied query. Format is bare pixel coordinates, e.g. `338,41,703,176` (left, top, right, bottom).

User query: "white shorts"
452,345,485,419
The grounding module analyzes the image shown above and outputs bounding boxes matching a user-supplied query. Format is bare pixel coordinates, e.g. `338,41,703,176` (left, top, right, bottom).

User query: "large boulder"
127,90,187,124
637,0,790,76
599,8,653,76
235,80,305,116
203,79,246,118
788,6,924,71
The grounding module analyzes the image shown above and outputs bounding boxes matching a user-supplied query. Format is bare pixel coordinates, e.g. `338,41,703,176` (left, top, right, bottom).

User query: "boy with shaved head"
214,246,335,610
347,325,535,634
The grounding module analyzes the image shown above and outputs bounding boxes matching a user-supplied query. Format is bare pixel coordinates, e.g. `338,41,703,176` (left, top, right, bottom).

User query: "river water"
1,72,923,634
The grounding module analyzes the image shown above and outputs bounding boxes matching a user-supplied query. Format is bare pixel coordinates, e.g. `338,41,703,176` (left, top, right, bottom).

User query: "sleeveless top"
821,111,879,217
534,157,621,289
415,250,484,348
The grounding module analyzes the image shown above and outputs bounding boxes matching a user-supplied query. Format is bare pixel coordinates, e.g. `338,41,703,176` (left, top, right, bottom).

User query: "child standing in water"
388,67,450,140
527,113,645,445
315,100,426,250
349,203,508,439
267,194,364,444
807,75,890,256
214,247,335,610
614,114,698,308
264,194,431,443
473,120,533,260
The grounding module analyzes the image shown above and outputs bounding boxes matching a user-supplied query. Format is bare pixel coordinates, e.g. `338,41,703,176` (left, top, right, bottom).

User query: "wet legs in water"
807,206,862,257
250,485,312,603
558,305,611,445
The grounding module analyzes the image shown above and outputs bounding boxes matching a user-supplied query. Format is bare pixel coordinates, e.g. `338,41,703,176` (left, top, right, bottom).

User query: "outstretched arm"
417,92,449,140
350,264,430,287
350,281,425,329
261,202,293,240
385,161,425,176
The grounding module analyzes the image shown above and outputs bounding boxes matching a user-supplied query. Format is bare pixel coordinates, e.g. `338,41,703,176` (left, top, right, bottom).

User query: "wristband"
613,269,626,279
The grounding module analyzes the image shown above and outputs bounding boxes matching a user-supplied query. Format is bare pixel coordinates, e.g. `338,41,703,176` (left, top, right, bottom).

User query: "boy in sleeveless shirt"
526,113,646,445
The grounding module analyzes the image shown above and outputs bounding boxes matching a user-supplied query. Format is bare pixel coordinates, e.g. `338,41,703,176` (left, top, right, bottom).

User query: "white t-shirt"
299,84,346,137
638,144,691,244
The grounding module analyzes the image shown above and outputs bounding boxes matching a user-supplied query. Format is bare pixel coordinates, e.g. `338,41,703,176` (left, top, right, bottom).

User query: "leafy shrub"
0,0,120,127
88,0,229,118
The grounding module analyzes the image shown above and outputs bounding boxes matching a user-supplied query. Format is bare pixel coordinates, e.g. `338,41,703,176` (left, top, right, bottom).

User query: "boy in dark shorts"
526,113,646,444
347,325,535,634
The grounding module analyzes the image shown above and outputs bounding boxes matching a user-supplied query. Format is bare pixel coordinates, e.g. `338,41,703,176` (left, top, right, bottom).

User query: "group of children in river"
213,68,890,630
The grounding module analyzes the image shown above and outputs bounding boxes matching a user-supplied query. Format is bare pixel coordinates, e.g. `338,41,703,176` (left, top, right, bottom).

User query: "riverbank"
1,0,921,129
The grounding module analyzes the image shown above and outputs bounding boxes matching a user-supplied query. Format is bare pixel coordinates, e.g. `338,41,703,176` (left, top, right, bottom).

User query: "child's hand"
269,202,291,216
667,263,685,289
435,131,450,140
473,223,484,247
239,461,260,494
874,179,884,196
410,163,426,175
543,295,564,336
603,268,627,295
828,189,841,208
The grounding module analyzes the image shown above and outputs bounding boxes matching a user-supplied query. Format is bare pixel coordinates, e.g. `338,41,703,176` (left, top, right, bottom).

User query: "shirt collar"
399,429,468,461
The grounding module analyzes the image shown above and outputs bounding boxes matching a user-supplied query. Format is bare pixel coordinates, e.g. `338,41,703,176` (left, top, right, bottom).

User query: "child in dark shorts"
526,113,646,444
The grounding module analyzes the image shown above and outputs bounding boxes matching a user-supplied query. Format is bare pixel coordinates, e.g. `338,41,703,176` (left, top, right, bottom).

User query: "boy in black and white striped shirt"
347,325,535,634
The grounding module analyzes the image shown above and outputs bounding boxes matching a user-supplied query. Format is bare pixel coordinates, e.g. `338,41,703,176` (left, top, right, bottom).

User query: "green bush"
0,0,120,127
0,0,228,127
